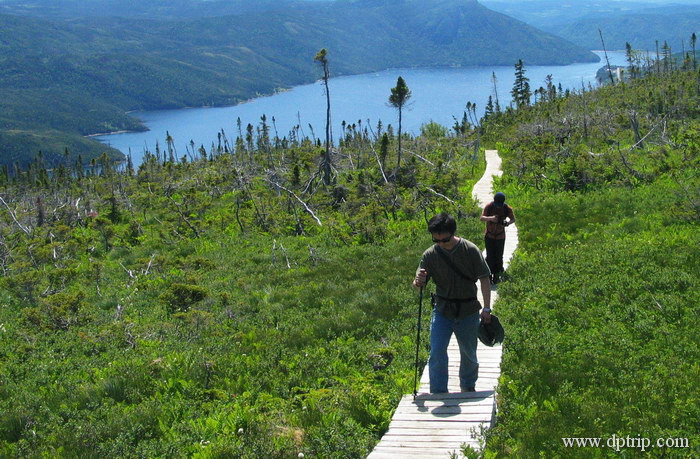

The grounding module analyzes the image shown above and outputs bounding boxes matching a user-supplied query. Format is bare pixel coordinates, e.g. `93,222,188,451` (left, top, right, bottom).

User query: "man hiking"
413,213,492,394
481,192,515,284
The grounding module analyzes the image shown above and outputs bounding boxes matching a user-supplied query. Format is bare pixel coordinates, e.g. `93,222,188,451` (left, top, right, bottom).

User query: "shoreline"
86,129,144,138
92,53,621,145
87,50,610,140
84,89,291,139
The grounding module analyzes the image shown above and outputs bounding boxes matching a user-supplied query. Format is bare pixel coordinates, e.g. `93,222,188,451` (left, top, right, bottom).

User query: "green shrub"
160,283,208,314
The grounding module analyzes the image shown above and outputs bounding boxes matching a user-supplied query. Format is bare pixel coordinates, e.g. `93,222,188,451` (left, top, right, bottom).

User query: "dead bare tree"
0,196,31,235
264,178,322,226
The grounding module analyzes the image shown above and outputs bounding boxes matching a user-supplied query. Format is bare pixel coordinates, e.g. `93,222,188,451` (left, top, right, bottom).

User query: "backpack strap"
435,245,475,283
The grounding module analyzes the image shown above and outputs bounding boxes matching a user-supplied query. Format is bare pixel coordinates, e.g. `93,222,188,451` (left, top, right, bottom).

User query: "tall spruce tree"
662,41,672,72
626,42,638,79
545,74,556,102
314,48,333,185
484,96,494,120
511,60,531,109
491,72,501,113
388,76,411,173
691,33,697,70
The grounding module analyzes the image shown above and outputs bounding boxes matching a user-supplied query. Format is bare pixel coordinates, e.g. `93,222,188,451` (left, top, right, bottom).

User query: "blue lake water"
97,51,627,165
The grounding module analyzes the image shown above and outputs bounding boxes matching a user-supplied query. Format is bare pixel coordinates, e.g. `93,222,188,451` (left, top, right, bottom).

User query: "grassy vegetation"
479,64,700,457
2,31,699,457
0,125,486,456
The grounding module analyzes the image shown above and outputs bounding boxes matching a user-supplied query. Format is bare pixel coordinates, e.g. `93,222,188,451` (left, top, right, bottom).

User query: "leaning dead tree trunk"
369,142,389,184
599,29,616,85
629,111,643,148
0,196,31,235
265,178,322,226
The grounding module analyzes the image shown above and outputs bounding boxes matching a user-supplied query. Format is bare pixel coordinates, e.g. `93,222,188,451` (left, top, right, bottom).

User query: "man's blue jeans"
428,308,480,393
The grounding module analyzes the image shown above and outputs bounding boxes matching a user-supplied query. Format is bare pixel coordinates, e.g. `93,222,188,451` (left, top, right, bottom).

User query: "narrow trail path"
368,150,518,458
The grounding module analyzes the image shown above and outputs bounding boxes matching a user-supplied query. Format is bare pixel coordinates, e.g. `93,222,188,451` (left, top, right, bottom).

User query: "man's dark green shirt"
416,238,491,301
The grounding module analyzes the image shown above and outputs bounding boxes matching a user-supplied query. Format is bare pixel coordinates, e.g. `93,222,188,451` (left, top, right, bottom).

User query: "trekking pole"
413,286,424,400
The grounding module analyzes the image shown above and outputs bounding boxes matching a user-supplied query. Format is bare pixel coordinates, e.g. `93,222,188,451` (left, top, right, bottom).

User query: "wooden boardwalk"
368,150,518,458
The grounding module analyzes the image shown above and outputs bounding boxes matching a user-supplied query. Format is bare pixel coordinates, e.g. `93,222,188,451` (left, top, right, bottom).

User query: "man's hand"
413,269,428,288
479,277,491,322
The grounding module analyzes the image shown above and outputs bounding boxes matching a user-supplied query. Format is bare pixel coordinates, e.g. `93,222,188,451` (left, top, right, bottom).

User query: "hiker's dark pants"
485,236,505,275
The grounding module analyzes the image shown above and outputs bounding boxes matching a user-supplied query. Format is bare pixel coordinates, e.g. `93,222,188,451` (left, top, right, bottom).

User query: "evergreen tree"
258,114,272,166
662,41,672,72
655,40,661,75
626,42,637,79
166,131,176,164
380,133,389,170
452,111,469,136
314,48,333,185
484,96,494,120
245,123,254,155
691,33,697,70
511,60,531,109
107,195,121,223
545,74,556,102
388,76,412,173
36,196,45,227
491,72,501,113
465,102,479,128
75,155,84,179
126,153,134,176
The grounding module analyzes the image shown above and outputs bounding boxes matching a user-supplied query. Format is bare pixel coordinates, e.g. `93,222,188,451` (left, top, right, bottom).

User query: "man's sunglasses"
432,236,452,243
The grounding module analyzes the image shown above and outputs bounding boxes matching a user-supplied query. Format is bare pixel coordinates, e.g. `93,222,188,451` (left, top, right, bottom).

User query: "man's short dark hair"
427,213,456,234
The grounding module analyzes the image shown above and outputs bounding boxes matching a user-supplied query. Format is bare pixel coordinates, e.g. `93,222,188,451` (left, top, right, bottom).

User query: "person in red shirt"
480,192,515,284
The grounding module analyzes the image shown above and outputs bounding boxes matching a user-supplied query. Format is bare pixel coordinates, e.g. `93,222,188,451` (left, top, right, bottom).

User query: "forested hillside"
0,0,289,19
545,5,700,51
0,0,597,168
485,0,700,52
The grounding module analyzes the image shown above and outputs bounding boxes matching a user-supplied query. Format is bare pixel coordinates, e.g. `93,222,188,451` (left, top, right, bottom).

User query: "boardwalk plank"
376,441,478,449
383,428,475,436
393,405,495,416
369,448,466,459
391,413,493,423
405,399,495,408
387,420,491,429
412,392,494,400
371,447,474,456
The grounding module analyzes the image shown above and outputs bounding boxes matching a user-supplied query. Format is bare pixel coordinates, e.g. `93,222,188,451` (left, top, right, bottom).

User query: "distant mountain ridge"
483,1,700,51
543,5,700,51
0,0,291,19
0,0,598,168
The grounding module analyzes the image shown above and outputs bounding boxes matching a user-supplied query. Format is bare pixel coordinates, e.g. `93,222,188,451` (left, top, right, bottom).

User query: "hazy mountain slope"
0,0,598,167
0,0,295,19
388,0,596,65
482,1,666,28
544,6,700,51
483,1,700,51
